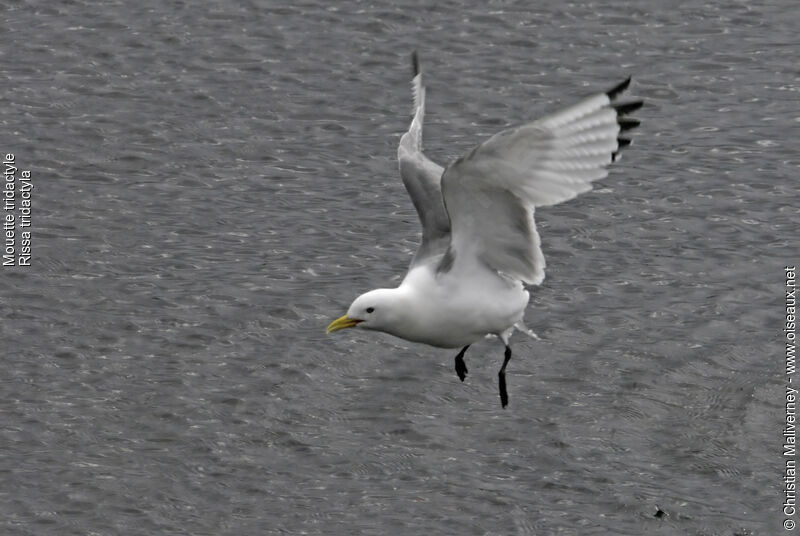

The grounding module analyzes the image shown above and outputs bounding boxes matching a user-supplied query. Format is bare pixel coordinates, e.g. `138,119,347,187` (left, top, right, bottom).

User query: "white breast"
391,265,529,348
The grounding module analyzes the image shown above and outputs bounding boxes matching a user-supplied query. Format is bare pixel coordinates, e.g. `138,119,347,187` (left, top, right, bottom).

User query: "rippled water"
1,0,795,534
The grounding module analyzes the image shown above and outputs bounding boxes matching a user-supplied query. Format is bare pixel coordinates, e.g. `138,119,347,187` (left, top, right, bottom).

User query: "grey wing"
440,78,643,285
398,52,451,269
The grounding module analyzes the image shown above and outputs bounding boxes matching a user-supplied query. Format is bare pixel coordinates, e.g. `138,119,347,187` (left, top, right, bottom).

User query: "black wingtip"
618,117,641,132
612,138,633,162
606,76,632,100
411,50,420,77
613,100,644,116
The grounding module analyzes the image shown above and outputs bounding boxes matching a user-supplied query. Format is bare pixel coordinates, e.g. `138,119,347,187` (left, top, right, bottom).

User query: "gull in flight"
327,52,642,407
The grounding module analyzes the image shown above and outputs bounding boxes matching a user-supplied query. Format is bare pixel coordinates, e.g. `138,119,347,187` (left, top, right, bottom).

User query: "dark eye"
366,307,375,314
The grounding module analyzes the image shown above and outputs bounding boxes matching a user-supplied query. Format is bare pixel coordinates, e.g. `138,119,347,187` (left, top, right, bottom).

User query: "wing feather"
440,81,642,285
397,52,450,269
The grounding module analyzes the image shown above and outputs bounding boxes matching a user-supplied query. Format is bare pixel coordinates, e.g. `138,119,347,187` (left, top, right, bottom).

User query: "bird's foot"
455,356,468,381
498,371,508,408
498,345,512,408
454,345,470,382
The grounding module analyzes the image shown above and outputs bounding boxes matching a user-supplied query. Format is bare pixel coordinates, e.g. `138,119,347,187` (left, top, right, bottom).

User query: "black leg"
454,345,470,382
498,345,512,408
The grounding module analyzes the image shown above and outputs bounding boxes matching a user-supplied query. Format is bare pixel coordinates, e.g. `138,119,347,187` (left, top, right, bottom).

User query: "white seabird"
327,52,642,407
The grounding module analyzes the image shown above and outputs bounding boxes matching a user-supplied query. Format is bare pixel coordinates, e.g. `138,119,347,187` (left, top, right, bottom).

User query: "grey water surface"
1,0,796,534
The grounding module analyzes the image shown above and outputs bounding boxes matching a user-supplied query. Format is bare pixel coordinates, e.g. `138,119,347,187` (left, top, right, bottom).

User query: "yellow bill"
326,315,362,333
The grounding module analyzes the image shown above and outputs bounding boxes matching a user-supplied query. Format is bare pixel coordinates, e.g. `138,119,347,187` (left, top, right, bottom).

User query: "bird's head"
326,288,402,335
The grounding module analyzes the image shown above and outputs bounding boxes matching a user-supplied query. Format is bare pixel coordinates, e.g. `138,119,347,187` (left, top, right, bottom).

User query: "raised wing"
440,78,642,285
397,52,450,269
